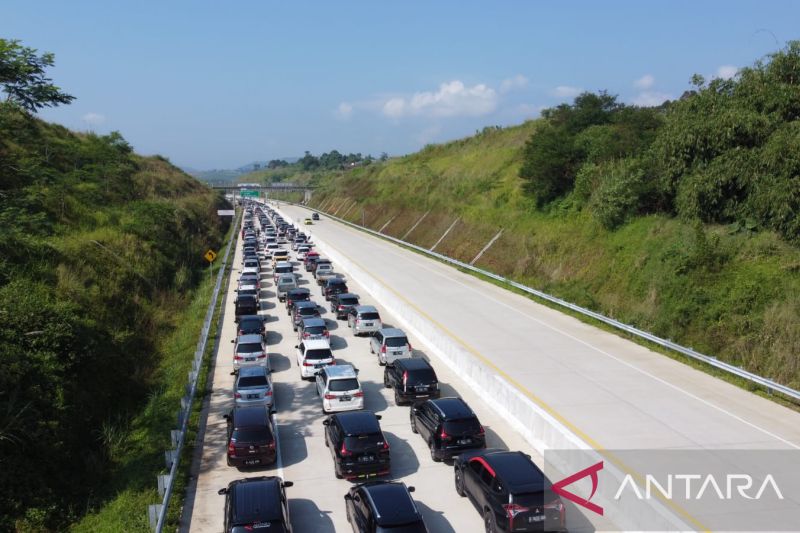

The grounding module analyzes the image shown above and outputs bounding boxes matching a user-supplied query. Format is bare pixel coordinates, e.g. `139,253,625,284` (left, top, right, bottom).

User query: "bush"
589,158,648,229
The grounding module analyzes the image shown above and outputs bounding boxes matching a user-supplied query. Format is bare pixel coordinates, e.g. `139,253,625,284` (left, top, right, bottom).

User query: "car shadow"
289,499,335,532
276,423,308,467
266,330,283,346
383,431,420,478
416,501,457,533
263,314,279,324
323,318,340,330
361,380,389,413
482,425,508,451
270,352,292,373
328,335,349,350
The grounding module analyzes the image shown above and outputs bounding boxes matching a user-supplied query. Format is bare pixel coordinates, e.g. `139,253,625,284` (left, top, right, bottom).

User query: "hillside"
306,51,800,393
0,104,230,530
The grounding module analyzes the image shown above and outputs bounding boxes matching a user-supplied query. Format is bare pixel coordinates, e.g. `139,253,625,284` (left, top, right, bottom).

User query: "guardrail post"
430,218,460,252
148,504,162,530
470,229,503,265
157,474,170,497
170,429,181,448
164,449,177,468
402,210,430,240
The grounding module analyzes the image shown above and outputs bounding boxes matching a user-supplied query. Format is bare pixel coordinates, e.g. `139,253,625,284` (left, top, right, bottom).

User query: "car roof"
336,293,359,300
237,295,258,303
238,366,269,378
237,334,263,344
301,317,326,328
230,477,282,523
275,261,291,267
360,482,420,526
396,358,433,371
354,305,378,313
379,327,405,337
295,301,317,309
278,274,295,281
482,450,548,492
287,288,310,296
429,397,474,419
302,338,331,349
324,364,358,380
238,315,263,324
336,410,380,434
232,405,270,427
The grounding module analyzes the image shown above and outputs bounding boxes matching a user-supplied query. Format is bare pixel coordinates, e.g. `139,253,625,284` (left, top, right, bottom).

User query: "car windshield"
299,307,318,316
443,417,481,435
305,326,326,335
305,349,332,360
339,297,358,306
239,318,261,329
360,312,380,320
279,276,295,284
386,337,408,347
406,369,436,385
238,375,269,388
238,343,263,353
344,432,383,451
328,378,359,392
232,427,271,443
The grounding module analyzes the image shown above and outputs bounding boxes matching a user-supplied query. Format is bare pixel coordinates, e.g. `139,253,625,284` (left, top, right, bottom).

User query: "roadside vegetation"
306,43,800,391
0,39,230,530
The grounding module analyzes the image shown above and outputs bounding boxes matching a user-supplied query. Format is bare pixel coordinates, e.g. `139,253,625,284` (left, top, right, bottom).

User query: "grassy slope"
308,122,800,389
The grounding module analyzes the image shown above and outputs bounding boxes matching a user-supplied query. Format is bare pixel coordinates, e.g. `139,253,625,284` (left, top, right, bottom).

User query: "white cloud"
81,112,105,126
633,91,672,107
380,80,497,118
551,85,583,99
716,65,738,80
335,102,353,120
634,74,655,90
500,74,529,93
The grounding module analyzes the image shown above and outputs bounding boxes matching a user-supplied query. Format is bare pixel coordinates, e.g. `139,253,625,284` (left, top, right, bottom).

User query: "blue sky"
3,1,798,169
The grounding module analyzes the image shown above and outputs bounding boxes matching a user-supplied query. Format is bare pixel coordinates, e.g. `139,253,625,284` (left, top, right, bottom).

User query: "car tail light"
265,390,273,397
234,392,241,399
227,441,236,457
355,319,361,324
324,393,337,400
382,438,390,451
354,391,364,397
408,343,413,351
303,361,314,366
545,498,566,525
478,425,485,436
257,354,266,359
338,305,345,310
380,345,386,354
267,441,276,449
440,428,450,440
503,503,530,530
340,442,352,457
303,332,310,338
324,330,330,337
402,371,408,389
234,355,243,361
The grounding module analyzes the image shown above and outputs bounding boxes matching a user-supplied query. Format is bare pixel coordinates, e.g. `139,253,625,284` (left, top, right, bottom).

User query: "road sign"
217,209,235,216
240,190,259,198
204,249,217,263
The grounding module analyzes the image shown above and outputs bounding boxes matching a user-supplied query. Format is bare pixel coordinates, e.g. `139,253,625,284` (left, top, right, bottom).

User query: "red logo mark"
552,461,604,516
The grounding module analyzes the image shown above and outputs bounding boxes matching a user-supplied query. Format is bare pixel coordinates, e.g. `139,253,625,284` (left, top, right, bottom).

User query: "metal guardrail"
284,200,800,403
147,211,239,531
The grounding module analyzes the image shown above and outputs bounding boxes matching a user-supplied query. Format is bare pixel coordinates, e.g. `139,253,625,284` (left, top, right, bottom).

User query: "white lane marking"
320,210,800,450
272,412,285,480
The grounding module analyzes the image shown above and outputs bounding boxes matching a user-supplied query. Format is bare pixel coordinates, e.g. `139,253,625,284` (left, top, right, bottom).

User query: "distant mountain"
184,157,300,183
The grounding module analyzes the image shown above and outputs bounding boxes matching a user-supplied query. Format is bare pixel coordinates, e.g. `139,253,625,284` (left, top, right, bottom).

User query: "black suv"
454,449,566,533
223,406,277,467
218,476,293,533
410,397,486,462
323,411,390,480
237,315,266,339
383,358,440,406
235,295,259,322
345,481,427,533
322,278,348,300
329,293,360,320
285,288,311,316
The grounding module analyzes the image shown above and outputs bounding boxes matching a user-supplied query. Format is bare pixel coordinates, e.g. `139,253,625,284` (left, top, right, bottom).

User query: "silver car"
370,327,412,366
347,305,382,336
232,333,269,371
234,366,274,410
276,274,298,301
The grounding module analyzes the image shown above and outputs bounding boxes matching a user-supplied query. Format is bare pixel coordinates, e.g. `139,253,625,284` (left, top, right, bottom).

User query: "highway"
182,202,800,532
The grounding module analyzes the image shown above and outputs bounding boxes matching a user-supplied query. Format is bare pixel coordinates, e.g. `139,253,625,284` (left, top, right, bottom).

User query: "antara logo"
552,461,604,516
614,474,784,501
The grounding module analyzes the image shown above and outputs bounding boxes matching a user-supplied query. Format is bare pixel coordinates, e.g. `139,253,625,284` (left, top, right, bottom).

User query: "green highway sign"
240,190,259,198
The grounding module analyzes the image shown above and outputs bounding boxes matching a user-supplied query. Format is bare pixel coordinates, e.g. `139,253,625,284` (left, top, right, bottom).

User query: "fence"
297,202,800,404
147,211,239,531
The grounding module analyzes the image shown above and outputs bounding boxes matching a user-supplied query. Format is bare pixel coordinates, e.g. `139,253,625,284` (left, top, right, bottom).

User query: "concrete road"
183,209,610,532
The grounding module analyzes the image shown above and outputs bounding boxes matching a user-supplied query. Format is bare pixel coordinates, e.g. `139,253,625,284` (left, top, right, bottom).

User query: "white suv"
296,338,335,379
315,364,364,413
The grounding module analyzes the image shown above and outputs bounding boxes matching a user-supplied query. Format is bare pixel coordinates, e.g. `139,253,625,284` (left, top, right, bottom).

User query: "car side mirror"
375,414,382,420
217,488,228,495
222,414,230,420
294,345,299,349
230,339,235,343
353,494,361,502
411,406,418,414
344,493,352,501
408,486,416,493
282,481,294,488
322,419,330,426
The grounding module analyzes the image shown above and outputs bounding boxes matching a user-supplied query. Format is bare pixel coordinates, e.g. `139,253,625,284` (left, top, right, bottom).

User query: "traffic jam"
216,201,568,533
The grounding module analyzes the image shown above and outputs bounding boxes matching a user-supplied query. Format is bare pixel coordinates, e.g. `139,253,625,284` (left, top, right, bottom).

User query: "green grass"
307,121,800,394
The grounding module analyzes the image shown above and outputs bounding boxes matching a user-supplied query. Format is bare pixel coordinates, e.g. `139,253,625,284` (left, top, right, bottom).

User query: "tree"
0,39,75,112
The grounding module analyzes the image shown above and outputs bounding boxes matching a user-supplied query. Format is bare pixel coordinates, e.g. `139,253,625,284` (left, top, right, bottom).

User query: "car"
223,406,277,467
273,261,294,282
234,294,259,322
234,366,274,410
322,278,349,301
383,358,440,406
346,305,382,336
237,314,266,339
238,273,260,290
291,300,321,331
295,338,335,379
237,283,259,302
344,482,427,532
370,328,412,366
296,245,311,259
323,411,389,480
243,258,260,272
218,476,293,533
271,251,290,267
303,252,321,271
330,293,360,320
410,397,486,462
276,274,298,302
304,218,313,225
312,212,320,220
285,288,311,315
454,449,567,532
314,265,336,286
297,317,330,341
309,257,328,275
315,364,364,413
241,266,259,278
231,333,269,372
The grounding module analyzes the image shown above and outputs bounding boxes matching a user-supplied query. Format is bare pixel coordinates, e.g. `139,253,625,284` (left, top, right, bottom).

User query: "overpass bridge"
209,182,316,202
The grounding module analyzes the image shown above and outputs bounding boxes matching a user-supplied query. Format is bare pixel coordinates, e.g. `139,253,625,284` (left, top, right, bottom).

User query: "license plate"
314,363,326,369
244,459,261,465
245,357,255,362
340,396,351,402
393,351,403,355
358,455,375,463
458,438,471,445
247,394,259,399
529,515,545,523
415,385,428,392
363,322,372,326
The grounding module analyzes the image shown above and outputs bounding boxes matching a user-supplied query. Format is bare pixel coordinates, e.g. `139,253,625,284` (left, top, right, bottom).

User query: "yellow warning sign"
204,249,217,263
